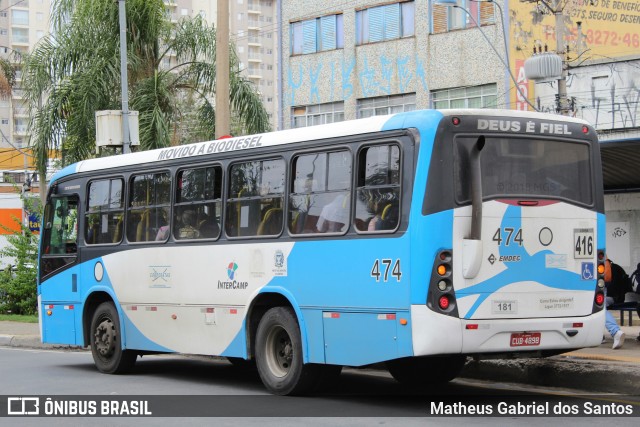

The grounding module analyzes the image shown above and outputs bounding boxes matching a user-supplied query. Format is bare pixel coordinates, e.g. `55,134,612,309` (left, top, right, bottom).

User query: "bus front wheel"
255,307,321,395
89,302,137,374
386,355,467,385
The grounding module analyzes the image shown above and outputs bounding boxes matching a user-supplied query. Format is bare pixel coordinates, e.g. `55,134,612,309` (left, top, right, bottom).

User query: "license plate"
510,332,541,347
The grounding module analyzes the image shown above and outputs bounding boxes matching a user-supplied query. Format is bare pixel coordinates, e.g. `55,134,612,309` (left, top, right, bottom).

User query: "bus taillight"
438,295,450,310
427,250,459,317
595,292,605,306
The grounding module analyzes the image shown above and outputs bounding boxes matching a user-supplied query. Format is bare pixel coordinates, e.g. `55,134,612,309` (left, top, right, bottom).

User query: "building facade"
166,0,279,130
0,0,51,151
281,0,511,129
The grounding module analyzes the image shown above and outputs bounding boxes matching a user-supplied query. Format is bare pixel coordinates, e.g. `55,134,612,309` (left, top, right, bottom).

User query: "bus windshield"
454,136,593,206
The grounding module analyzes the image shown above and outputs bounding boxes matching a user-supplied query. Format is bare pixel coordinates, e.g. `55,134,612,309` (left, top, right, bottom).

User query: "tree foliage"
0,195,40,316
24,0,270,174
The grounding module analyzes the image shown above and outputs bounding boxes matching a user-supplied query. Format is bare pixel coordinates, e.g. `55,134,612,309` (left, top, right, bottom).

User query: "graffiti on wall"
287,54,428,106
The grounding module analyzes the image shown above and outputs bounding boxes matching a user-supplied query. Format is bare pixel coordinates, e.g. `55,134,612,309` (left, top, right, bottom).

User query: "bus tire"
255,307,320,395
386,355,466,385
90,302,137,374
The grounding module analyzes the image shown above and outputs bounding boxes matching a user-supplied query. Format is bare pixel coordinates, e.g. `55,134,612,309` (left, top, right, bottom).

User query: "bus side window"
354,144,401,233
226,159,285,238
85,178,124,245
175,165,222,241
288,150,352,235
128,172,171,243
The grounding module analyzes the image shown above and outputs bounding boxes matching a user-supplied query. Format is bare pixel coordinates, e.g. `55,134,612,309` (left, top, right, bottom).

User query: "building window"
290,14,343,55
1,119,8,125
431,84,498,109
431,0,495,34
357,93,416,118
11,10,29,26
291,102,344,128
356,1,414,45
0,29,7,35
11,27,29,44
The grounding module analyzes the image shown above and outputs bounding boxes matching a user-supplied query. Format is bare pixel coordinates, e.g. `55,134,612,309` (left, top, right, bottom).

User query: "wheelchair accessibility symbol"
581,262,595,280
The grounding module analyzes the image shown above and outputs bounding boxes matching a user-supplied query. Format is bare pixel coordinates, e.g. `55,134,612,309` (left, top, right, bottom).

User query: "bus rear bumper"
411,305,605,356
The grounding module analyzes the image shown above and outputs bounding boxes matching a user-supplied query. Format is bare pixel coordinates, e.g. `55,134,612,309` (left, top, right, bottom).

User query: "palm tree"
24,0,270,186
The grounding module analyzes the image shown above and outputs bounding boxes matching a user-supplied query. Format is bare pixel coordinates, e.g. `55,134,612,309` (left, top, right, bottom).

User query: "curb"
0,334,83,351
460,356,640,394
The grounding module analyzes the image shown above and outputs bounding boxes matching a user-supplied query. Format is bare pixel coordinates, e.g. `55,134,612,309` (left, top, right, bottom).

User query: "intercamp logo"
7,397,39,415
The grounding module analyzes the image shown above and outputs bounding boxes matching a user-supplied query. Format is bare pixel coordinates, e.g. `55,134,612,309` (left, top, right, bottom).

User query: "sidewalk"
1,320,639,393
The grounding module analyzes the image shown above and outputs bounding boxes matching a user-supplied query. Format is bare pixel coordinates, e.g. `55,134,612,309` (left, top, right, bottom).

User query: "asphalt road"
1,347,639,426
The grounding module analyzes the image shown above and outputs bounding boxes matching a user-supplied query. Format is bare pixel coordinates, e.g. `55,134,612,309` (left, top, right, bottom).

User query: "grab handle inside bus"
462,136,484,279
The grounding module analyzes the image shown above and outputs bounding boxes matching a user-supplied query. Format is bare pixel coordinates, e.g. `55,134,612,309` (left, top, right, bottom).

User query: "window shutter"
302,19,317,54
369,6,384,43
479,2,495,26
432,4,448,34
320,15,336,51
383,3,400,40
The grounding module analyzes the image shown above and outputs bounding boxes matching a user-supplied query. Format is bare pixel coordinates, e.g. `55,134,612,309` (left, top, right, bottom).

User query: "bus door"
40,194,80,343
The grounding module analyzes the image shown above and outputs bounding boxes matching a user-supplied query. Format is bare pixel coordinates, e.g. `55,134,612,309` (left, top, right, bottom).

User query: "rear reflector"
466,324,479,330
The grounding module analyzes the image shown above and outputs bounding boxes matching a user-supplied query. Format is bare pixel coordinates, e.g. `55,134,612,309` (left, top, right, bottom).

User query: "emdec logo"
7,397,39,415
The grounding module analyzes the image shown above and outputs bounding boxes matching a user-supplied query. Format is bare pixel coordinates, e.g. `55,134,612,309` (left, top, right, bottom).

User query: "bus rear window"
454,136,593,206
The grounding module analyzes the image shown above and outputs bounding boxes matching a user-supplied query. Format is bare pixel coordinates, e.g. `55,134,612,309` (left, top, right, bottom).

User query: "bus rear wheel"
386,355,466,386
90,302,137,374
255,307,322,395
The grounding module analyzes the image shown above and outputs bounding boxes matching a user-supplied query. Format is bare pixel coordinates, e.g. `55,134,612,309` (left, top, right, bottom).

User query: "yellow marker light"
46,310,52,316
437,265,447,276
400,319,408,326
597,264,605,274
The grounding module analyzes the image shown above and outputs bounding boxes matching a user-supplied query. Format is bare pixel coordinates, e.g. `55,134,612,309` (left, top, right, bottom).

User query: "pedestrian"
604,258,625,349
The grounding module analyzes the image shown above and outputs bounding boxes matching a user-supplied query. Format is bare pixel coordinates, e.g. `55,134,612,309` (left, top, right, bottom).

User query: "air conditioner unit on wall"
95,110,140,148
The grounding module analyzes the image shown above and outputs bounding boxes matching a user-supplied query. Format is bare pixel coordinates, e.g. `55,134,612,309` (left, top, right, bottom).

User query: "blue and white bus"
38,109,606,395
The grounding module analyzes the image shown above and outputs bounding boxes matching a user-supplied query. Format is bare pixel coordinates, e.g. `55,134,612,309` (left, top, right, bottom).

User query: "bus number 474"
371,259,402,282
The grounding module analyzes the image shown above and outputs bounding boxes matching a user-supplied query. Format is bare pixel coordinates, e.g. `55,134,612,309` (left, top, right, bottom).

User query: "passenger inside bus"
177,209,200,239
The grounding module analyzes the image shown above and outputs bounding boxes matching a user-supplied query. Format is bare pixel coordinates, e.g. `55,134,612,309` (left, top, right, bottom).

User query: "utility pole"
553,3,571,116
118,0,131,153
215,0,230,138
523,0,572,116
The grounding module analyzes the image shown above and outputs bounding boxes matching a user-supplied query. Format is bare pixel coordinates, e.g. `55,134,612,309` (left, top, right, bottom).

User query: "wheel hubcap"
265,326,293,378
94,319,116,357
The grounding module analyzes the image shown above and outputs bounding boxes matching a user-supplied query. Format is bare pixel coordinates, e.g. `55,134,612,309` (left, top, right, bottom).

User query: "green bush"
0,196,39,316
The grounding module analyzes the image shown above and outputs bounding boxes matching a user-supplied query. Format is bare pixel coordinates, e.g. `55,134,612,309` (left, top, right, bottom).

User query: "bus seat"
257,208,282,236
379,203,399,230
112,216,123,243
136,210,150,242
290,210,307,234
87,221,99,244
198,217,220,238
